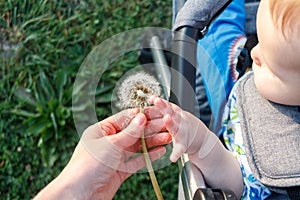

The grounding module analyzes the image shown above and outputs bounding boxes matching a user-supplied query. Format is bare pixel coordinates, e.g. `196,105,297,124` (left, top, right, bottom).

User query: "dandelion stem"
140,107,164,200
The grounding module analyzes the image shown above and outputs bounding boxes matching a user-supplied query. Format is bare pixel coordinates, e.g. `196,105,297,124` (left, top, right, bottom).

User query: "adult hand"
34,109,171,200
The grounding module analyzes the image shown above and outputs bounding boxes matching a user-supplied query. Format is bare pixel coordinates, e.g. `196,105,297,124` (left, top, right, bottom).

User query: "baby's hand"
149,96,209,162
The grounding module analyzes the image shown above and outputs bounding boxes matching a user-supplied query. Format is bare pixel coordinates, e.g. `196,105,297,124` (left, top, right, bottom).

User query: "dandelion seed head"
136,90,147,98
116,72,161,109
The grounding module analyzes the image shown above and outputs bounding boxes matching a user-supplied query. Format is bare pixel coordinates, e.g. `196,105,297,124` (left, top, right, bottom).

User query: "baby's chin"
253,70,300,106
256,83,300,106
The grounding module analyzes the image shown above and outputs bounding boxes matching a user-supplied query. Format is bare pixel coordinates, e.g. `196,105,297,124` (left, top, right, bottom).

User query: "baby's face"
251,0,300,105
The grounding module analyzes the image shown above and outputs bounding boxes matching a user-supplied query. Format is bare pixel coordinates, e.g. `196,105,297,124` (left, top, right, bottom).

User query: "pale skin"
251,0,300,106
34,109,171,200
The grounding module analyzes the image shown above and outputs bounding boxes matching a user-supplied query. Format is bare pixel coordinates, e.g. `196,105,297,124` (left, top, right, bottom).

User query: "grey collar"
236,72,300,189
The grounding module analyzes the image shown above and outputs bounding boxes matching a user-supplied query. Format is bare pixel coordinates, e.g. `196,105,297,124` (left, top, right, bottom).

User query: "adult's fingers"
82,109,139,140
97,108,139,136
81,113,146,171
109,113,146,149
145,132,172,148
119,146,167,177
125,132,172,153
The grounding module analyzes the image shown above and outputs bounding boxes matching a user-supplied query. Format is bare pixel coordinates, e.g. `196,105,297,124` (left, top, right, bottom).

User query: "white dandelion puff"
117,72,161,109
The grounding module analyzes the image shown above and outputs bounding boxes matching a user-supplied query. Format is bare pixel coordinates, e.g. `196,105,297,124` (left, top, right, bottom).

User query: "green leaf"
50,112,58,140
55,69,68,103
11,109,39,118
39,71,56,101
95,93,112,104
14,87,37,107
56,106,71,120
58,119,66,126
37,137,44,147
28,54,51,66
27,118,52,135
23,33,39,44
20,13,51,29
71,103,89,112
48,153,58,167
94,85,114,96
41,146,58,167
34,82,47,108
72,80,87,95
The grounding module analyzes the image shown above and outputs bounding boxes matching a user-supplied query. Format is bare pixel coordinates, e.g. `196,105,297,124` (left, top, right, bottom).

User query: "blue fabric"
197,0,246,135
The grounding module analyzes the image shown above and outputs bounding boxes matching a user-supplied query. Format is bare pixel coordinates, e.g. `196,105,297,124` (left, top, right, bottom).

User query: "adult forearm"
33,176,82,200
33,161,95,200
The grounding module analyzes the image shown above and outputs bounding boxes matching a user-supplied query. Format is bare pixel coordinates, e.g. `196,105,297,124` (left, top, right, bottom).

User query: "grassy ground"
0,1,179,199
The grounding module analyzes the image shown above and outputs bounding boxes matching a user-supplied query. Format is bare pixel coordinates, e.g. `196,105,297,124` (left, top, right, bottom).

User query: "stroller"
170,1,299,199
138,0,282,199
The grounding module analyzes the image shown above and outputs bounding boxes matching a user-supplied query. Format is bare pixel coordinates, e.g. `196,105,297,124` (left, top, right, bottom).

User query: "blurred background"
0,0,179,199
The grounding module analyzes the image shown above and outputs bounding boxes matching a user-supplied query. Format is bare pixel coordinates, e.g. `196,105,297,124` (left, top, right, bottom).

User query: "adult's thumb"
109,113,146,149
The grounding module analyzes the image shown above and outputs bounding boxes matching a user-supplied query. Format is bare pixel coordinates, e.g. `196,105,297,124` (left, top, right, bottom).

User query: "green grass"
0,1,178,199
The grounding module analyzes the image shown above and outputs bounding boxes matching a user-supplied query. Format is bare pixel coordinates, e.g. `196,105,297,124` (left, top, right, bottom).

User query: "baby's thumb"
111,113,146,149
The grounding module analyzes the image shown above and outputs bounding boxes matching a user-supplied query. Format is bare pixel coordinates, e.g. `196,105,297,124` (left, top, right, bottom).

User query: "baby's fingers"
164,114,179,137
150,96,174,115
170,142,186,162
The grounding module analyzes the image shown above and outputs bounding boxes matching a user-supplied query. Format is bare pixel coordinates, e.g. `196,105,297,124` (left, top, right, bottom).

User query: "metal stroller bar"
170,27,199,114
150,36,171,98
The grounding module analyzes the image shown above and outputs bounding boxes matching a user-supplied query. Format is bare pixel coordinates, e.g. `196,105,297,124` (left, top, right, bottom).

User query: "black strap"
193,188,237,200
286,186,300,200
236,34,258,79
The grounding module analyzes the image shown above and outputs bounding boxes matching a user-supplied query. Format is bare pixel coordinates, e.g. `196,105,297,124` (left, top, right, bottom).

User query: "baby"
149,0,300,199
